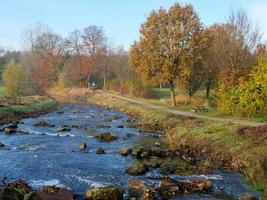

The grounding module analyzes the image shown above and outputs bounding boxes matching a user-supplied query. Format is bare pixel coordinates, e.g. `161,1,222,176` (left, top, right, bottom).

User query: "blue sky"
0,0,267,50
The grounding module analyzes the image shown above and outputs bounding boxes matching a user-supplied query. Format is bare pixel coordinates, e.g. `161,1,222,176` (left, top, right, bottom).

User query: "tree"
177,27,213,102
129,3,203,106
22,23,64,93
2,61,27,96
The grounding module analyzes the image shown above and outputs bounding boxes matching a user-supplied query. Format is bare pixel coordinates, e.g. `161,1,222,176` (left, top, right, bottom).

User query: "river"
0,104,262,199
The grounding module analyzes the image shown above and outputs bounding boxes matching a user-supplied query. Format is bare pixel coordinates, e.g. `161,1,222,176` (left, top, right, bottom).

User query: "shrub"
217,58,267,117
2,61,28,97
124,79,157,98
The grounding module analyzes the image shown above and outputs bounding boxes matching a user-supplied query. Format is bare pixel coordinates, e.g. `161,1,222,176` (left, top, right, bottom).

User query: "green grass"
0,96,57,123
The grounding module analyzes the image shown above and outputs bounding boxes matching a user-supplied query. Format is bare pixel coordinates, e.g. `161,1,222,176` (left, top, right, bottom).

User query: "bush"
217,58,267,117
124,79,157,98
2,61,28,97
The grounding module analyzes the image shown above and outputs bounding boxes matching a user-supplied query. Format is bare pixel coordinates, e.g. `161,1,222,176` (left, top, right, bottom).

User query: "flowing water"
0,104,262,199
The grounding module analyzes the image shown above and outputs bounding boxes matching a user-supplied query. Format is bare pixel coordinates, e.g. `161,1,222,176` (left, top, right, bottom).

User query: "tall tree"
177,27,213,102
129,3,203,106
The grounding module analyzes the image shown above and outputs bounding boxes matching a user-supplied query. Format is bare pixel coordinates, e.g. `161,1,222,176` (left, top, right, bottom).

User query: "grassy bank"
145,88,267,122
0,96,58,124
84,92,267,195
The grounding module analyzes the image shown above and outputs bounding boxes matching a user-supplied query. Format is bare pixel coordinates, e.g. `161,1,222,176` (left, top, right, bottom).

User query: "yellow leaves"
129,2,204,87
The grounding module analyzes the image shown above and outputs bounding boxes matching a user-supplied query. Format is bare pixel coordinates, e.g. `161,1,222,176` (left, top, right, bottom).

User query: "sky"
0,0,267,50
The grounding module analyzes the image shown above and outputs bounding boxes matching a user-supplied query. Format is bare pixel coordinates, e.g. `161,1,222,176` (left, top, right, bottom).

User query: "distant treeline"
0,2,266,117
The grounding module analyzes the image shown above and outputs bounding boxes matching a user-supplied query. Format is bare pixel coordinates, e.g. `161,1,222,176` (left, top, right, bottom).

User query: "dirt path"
98,91,266,127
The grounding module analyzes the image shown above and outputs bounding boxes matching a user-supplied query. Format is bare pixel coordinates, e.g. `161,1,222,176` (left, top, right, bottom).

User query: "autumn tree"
177,27,213,102
129,3,203,106
22,23,64,93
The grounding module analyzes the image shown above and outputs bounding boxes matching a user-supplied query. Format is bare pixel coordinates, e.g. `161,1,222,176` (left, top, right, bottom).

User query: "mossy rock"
84,186,124,200
0,180,34,200
96,132,118,142
126,162,149,175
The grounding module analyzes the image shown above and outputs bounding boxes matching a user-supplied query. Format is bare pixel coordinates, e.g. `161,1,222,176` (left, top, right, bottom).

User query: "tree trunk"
206,82,211,99
187,95,191,104
103,73,106,90
169,80,176,107
159,83,162,90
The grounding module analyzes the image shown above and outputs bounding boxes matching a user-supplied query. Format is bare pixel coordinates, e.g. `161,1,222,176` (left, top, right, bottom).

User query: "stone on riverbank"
0,180,34,200
125,162,149,176
120,148,132,156
32,186,74,200
4,127,17,134
159,177,212,197
96,132,118,142
84,186,124,200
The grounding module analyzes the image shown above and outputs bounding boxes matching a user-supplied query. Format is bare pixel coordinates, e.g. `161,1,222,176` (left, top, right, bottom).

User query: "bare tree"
65,29,83,55
82,25,107,58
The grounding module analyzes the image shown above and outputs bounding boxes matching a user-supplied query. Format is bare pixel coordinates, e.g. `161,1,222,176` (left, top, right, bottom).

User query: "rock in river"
80,142,87,150
57,125,71,132
32,121,50,127
0,142,5,148
84,186,124,200
96,132,118,142
4,128,17,134
120,148,132,156
96,147,105,154
125,162,149,176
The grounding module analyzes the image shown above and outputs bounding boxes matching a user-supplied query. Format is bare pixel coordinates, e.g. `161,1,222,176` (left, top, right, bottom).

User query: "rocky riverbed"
0,104,262,199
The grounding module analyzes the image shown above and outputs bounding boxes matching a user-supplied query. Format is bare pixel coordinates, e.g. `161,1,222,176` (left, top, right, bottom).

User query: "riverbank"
85,93,267,195
48,88,267,196
0,96,58,124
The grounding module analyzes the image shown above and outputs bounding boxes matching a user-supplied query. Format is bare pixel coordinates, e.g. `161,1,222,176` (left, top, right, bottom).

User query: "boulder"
120,148,132,156
96,148,105,154
32,186,74,200
4,128,17,134
96,132,118,142
125,162,149,176
116,125,124,128
159,177,212,196
80,142,87,150
128,179,147,199
4,123,18,129
0,180,34,200
131,147,144,159
0,142,5,148
32,121,50,127
84,186,124,200
154,142,161,147
57,125,71,132
160,163,173,175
